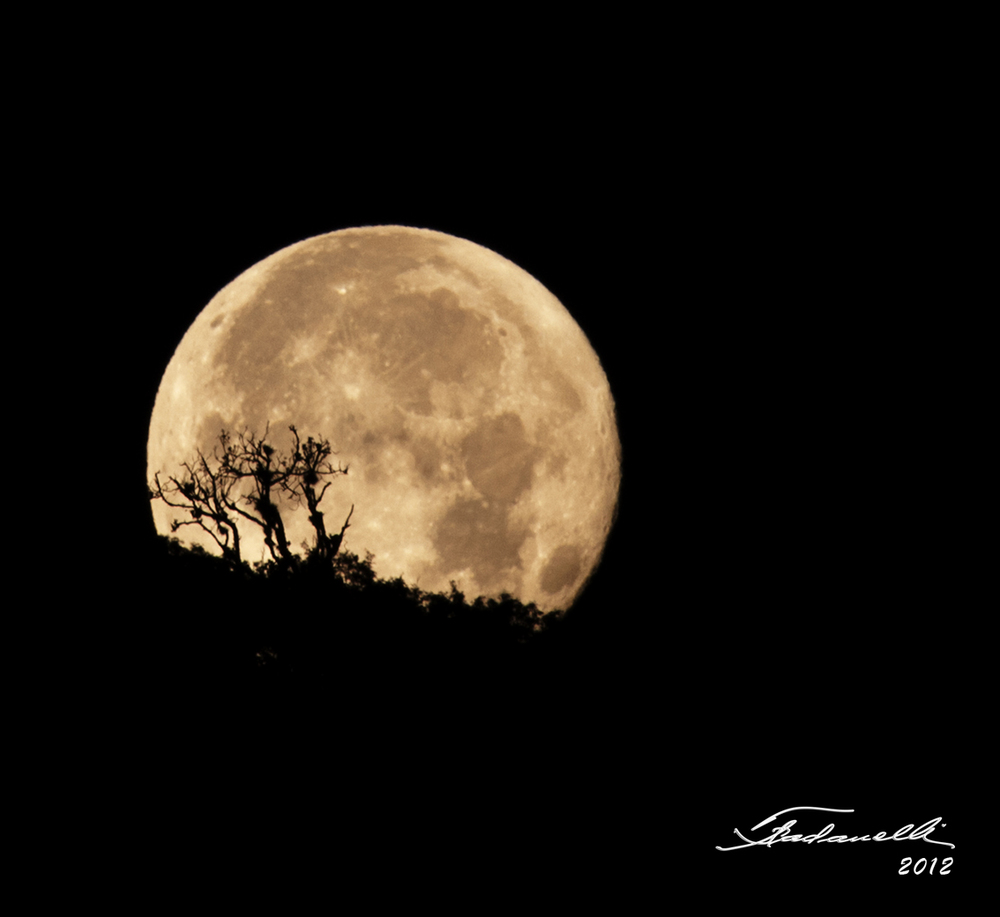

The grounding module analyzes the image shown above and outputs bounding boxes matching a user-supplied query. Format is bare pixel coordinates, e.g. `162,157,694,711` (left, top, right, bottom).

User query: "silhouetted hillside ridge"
136,535,605,697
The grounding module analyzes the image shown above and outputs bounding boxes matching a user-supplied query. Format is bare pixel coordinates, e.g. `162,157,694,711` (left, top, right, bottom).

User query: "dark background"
88,161,662,900
56,52,978,902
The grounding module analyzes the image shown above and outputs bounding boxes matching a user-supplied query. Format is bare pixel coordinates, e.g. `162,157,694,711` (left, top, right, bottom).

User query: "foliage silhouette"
145,531,558,692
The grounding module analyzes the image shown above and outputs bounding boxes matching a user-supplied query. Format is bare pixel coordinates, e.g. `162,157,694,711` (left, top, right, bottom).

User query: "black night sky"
67,66,976,904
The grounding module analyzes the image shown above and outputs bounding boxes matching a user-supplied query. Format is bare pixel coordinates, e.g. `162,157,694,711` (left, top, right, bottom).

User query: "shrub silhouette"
146,530,552,690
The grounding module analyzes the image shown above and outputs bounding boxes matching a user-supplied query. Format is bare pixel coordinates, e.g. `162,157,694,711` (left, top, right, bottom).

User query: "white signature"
716,806,956,851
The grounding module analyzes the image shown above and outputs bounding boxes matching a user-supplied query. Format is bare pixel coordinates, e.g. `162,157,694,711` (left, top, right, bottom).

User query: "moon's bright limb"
148,226,620,613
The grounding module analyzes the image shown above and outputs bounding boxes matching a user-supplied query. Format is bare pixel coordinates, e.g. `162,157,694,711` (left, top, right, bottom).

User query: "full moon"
148,226,620,613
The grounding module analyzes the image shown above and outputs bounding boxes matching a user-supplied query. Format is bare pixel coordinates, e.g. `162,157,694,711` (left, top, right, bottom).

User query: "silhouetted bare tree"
149,425,352,570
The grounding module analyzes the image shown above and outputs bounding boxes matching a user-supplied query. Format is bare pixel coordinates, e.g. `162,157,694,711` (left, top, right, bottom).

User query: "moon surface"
148,226,620,612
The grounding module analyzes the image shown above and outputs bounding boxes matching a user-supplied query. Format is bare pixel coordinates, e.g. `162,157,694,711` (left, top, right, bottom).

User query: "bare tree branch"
150,426,352,570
